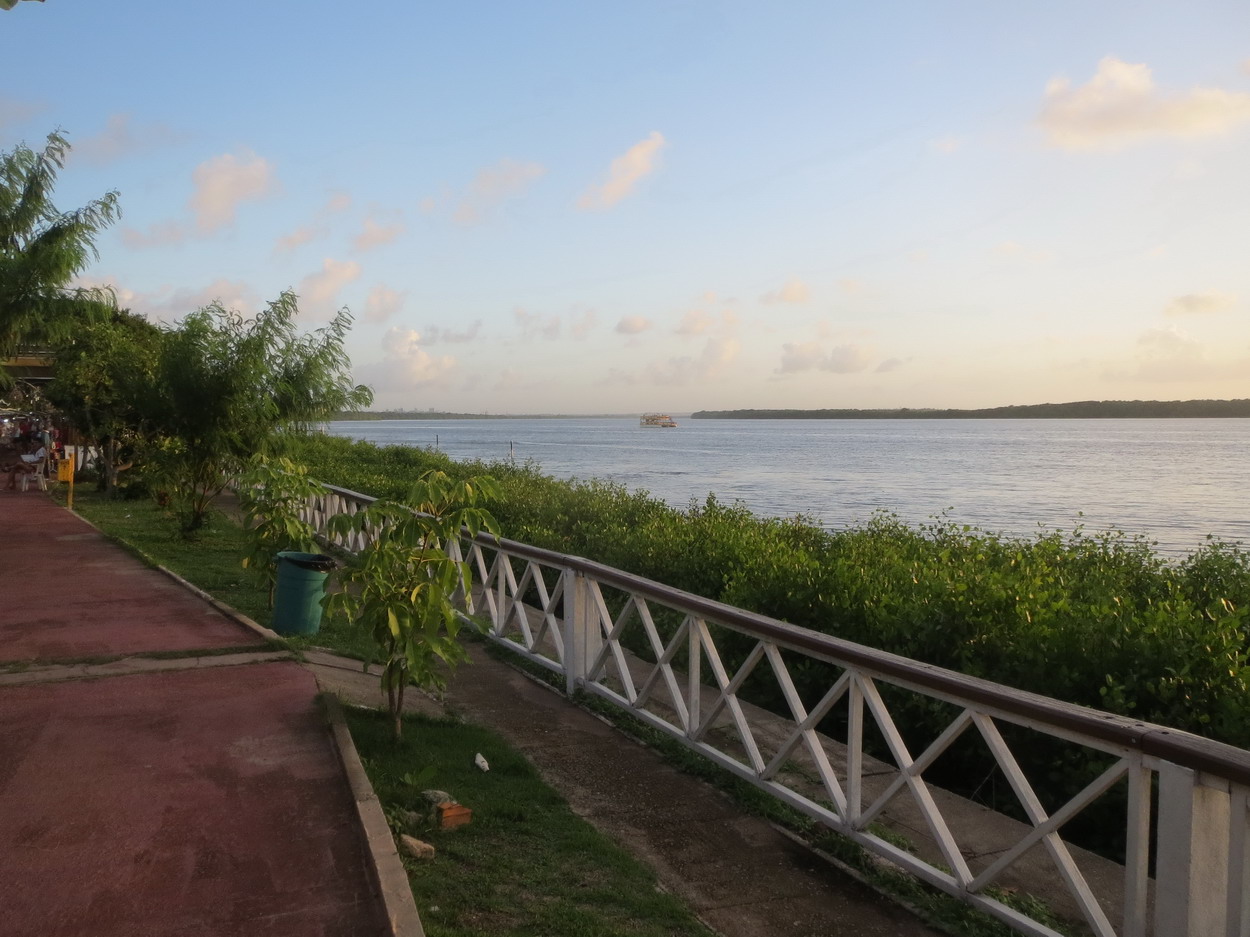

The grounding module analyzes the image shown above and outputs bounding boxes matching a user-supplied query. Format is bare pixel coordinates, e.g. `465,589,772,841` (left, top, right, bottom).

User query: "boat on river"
640,413,678,428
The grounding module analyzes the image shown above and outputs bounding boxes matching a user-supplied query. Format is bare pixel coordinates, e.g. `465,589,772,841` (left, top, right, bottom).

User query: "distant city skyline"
5,1,1249,413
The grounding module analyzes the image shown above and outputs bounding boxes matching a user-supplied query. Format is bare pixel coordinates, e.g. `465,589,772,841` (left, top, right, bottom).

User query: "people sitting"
4,440,47,490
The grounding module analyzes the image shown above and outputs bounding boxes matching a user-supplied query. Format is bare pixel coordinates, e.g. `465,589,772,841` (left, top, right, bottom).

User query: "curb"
322,694,427,937
154,564,283,643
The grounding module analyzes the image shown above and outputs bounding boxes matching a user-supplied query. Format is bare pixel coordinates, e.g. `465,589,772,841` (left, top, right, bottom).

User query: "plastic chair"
19,454,49,491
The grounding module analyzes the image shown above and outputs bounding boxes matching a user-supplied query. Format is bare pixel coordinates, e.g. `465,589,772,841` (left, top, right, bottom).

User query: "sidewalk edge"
322,694,427,937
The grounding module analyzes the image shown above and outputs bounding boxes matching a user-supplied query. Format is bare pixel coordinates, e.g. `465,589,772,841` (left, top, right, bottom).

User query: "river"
325,417,1249,556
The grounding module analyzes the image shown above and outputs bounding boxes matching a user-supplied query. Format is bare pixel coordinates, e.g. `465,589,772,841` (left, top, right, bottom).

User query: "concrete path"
0,492,393,937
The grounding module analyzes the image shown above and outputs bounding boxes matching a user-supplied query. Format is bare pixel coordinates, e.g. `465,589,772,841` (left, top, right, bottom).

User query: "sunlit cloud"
121,220,188,250
358,328,458,393
776,341,873,374
451,158,545,225
1164,291,1236,317
760,278,810,305
1040,57,1250,150
646,335,741,386
298,258,361,310
876,357,905,373
353,214,405,252
78,275,260,323
615,315,653,335
363,285,407,324
675,306,737,336
930,135,962,154
273,193,351,254
71,113,185,165
838,278,866,295
569,308,597,339
190,149,276,233
577,131,666,210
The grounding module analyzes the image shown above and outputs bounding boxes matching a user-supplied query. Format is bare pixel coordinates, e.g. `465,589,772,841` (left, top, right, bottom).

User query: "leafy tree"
143,290,372,533
0,131,120,379
237,456,330,605
326,470,500,740
45,310,162,493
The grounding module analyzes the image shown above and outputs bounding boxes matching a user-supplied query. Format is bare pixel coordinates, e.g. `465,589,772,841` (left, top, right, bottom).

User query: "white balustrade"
303,482,1250,937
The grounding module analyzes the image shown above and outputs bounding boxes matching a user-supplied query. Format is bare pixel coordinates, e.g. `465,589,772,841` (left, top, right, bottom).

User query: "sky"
4,1,1250,414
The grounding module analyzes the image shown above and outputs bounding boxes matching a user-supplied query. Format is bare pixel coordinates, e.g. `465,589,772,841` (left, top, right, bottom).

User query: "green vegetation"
347,707,712,937
1,130,120,376
693,399,1250,419
237,457,331,605
290,431,1250,851
326,470,500,738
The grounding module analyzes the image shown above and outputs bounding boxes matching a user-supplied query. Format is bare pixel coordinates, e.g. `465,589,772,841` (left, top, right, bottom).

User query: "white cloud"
578,131,666,210
760,278,810,305
359,328,458,393
72,113,184,165
776,341,873,374
875,357,905,373
121,220,188,249
190,149,276,233
353,215,405,252
451,158,545,225
930,135,962,154
615,315,653,335
1040,57,1250,150
646,335,741,386
273,193,351,254
363,285,407,324
298,258,361,310
514,307,561,341
569,308,597,339
1164,291,1236,317
78,275,260,322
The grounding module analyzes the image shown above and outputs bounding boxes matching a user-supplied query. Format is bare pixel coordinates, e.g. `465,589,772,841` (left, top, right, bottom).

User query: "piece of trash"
474,752,489,772
400,834,435,860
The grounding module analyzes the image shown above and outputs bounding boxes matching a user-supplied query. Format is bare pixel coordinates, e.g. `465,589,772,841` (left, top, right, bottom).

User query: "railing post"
1155,761,1231,937
561,568,600,696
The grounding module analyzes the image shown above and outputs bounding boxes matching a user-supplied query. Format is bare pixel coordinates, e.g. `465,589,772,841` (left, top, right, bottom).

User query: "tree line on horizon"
692,399,1250,420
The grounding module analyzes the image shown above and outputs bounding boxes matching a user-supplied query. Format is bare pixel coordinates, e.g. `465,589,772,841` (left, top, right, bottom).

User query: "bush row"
289,432,1250,751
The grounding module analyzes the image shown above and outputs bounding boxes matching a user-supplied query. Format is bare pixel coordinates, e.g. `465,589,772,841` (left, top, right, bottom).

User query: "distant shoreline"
691,400,1250,420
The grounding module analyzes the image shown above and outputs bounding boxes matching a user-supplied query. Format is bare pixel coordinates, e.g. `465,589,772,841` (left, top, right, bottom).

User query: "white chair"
19,454,49,491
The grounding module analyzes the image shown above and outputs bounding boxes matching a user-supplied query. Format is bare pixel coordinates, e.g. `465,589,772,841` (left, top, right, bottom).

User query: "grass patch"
345,706,713,937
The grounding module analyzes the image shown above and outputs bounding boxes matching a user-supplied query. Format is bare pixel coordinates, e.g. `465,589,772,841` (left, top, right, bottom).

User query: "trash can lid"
276,551,337,571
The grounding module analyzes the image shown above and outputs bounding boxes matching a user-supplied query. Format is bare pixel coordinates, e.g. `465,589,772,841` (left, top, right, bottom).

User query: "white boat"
640,413,678,428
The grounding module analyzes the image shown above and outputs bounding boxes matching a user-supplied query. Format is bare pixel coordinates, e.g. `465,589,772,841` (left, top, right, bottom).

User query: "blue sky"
4,1,1249,413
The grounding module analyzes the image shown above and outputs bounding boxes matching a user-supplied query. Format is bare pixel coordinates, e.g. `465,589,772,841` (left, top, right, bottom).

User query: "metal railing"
302,482,1250,937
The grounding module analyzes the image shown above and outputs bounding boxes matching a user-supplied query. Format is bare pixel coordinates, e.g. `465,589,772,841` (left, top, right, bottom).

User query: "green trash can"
272,551,336,635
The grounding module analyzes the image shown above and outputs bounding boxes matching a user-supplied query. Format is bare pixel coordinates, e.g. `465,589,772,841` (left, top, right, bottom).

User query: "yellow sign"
57,459,74,481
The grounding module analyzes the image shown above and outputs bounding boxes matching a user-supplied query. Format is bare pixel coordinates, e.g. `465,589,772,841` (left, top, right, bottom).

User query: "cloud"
190,150,276,233
359,328,458,393
353,214,405,251
424,320,483,344
72,113,184,165
273,193,351,254
760,278,810,305
451,158,545,225
514,307,561,341
875,357,905,373
363,285,407,324
569,308,597,339
646,335,741,386
675,306,737,336
78,275,260,322
930,135,962,154
776,341,873,375
615,315,653,335
298,258,361,310
577,131,666,210
0,94,40,131
1040,57,1250,150
1164,291,1236,317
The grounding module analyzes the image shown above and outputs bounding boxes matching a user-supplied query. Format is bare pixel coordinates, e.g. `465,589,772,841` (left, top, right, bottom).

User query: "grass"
58,486,714,937
347,706,712,937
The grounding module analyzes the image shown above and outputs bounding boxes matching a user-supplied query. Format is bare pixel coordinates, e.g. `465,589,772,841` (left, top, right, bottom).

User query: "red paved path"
0,494,389,936
0,492,262,662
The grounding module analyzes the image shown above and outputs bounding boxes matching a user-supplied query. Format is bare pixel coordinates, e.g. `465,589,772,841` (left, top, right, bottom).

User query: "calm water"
326,418,1249,556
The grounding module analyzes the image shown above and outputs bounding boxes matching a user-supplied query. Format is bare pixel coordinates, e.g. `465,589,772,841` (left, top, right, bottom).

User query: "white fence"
303,482,1250,937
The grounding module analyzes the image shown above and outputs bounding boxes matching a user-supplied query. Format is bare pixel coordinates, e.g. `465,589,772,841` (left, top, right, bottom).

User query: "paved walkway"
0,492,392,937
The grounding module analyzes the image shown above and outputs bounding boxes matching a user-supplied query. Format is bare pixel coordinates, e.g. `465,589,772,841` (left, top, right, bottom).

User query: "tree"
326,470,500,740
45,310,162,494
0,131,120,379
142,290,372,533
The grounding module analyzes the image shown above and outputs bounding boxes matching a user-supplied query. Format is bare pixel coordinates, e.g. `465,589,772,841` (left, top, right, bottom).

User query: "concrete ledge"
154,564,284,643
322,694,426,937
